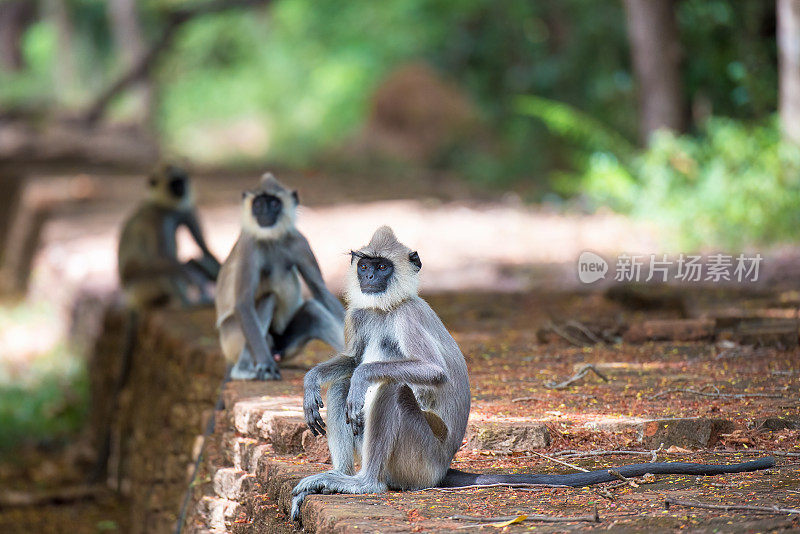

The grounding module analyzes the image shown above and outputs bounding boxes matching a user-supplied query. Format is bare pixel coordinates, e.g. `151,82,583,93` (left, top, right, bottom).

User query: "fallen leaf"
491,515,527,527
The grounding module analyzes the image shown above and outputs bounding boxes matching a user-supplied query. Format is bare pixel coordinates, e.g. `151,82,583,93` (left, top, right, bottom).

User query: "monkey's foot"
230,358,257,380
255,362,281,380
229,359,281,380
291,471,386,521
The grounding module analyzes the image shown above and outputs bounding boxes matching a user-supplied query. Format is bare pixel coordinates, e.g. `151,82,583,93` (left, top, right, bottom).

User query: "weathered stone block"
303,500,406,534
213,467,256,501
752,416,800,431
231,437,258,472
231,396,304,439
465,421,550,451
585,417,735,448
199,496,240,533
302,429,331,463
639,417,735,448
261,415,307,454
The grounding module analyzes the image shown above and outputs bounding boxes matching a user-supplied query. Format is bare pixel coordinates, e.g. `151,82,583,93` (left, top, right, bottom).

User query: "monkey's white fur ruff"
345,225,419,311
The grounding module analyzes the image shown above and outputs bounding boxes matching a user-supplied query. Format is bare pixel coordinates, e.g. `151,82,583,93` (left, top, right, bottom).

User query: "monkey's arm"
294,235,346,322
352,360,447,386
303,355,356,435
182,210,221,276
234,243,280,379
346,359,447,434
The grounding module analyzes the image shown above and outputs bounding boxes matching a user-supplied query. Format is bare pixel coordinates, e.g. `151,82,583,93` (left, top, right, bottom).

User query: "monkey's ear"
292,190,299,205
409,251,422,271
241,191,248,200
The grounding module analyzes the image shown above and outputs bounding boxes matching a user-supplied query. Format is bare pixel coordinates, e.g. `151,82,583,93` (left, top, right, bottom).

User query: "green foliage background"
0,0,790,249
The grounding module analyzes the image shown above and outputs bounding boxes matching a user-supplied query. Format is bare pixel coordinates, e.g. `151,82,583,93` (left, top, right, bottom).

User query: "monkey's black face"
168,176,187,198
251,193,283,227
356,256,394,294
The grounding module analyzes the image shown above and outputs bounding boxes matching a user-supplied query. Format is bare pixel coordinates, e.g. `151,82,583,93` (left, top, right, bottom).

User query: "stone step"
584,417,735,448
226,393,749,454
213,467,257,501
197,496,240,533
465,421,551,450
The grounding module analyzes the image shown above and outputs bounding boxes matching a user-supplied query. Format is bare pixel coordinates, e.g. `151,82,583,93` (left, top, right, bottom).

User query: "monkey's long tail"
440,457,775,487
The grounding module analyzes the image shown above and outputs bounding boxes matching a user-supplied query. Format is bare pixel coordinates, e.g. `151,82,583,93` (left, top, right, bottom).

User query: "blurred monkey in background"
215,173,345,381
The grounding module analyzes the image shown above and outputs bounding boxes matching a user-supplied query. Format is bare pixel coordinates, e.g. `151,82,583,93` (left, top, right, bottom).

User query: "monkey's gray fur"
118,163,220,309
215,173,345,381
290,225,774,522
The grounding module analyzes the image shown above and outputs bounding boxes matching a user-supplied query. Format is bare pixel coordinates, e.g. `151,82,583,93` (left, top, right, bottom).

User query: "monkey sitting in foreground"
118,163,221,309
290,226,774,520
215,173,345,381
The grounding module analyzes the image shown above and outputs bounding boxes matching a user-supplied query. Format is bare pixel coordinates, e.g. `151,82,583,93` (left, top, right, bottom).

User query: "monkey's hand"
345,373,369,435
303,373,326,436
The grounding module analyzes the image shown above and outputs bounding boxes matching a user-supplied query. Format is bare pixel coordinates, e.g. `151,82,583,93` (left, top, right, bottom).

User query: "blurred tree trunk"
0,1,35,72
43,0,77,102
107,0,153,124
623,0,686,143
778,0,800,144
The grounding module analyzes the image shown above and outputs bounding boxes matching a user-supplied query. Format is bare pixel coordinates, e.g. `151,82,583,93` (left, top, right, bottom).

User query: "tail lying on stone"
440,457,775,488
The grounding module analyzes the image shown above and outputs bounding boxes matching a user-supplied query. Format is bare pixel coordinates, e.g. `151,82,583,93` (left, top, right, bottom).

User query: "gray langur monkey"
290,226,774,520
118,163,221,308
215,173,345,381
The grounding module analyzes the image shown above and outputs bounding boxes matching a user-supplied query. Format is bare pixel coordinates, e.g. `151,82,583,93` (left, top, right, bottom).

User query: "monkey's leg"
326,377,357,475
292,384,442,520
273,299,345,361
182,260,215,303
224,295,276,380
186,256,220,282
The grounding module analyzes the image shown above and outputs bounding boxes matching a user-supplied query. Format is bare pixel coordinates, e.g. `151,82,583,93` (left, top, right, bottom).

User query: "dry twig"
648,385,782,401
565,320,604,344
511,396,543,403
546,321,588,347
529,450,589,472
555,449,655,458
664,498,800,515
545,364,610,390
607,469,639,487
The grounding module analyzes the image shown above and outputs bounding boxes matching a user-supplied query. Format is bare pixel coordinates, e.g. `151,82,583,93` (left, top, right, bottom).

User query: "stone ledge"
584,417,736,448
465,421,551,451
213,468,257,501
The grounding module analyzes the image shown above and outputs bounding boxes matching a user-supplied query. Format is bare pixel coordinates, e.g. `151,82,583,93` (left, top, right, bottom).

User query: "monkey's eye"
378,264,387,270
360,264,366,270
